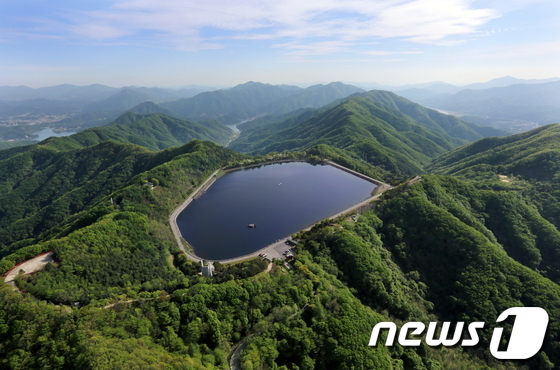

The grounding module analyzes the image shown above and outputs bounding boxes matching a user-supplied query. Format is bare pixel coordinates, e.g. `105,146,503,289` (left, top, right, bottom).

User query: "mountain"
427,124,560,236
122,86,187,101
2,81,560,369
230,91,508,180
0,84,118,102
159,81,364,124
0,140,157,254
0,112,233,163
0,98,84,117
161,81,303,123
462,76,560,90
2,143,560,368
84,88,154,112
231,97,450,176
70,112,232,151
0,140,37,150
375,175,560,366
127,101,181,117
428,123,560,181
0,85,216,146
0,132,241,256
0,139,478,368
395,77,560,132
357,90,508,140
414,81,560,131
395,84,462,102
260,82,364,115
0,84,214,103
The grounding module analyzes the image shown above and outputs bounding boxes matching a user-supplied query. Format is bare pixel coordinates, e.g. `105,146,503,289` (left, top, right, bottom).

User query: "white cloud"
21,0,500,51
70,23,132,40
273,40,352,56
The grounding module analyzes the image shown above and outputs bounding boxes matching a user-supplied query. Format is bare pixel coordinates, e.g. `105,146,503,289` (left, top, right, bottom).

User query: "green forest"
0,88,559,369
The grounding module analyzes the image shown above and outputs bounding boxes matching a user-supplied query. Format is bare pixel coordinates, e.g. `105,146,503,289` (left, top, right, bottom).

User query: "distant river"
32,128,76,141
176,162,376,260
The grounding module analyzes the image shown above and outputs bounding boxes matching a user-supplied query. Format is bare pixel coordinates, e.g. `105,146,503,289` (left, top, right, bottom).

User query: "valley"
0,80,559,370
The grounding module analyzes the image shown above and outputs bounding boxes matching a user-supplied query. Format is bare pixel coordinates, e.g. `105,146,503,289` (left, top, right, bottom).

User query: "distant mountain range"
394,78,560,132
0,81,365,142
0,84,213,102
1,77,557,143
2,78,560,368
422,80,560,124
158,81,365,124
358,75,560,95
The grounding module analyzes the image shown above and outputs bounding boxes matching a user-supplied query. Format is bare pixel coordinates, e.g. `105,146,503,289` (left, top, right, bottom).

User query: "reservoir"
176,161,376,260
32,128,76,141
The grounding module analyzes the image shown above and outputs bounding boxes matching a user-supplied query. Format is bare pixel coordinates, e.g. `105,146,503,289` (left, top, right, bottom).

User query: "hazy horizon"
3,75,560,91
2,0,559,88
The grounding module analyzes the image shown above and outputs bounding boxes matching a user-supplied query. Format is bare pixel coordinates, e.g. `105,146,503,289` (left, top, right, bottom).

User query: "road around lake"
169,170,220,263
169,161,393,264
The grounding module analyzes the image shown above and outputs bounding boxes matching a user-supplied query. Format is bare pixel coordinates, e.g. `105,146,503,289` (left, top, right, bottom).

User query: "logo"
369,307,549,360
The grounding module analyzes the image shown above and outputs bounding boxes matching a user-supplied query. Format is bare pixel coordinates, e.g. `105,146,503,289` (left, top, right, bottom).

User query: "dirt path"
3,252,55,288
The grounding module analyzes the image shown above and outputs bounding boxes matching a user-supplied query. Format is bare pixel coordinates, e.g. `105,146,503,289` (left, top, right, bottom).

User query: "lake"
32,128,76,141
176,161,376,260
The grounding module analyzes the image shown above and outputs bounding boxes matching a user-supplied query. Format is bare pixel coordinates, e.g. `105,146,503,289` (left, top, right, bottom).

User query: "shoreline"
169,159,391,263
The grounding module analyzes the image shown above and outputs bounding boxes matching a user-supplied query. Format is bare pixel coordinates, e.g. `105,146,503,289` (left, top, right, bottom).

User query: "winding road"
3,252,55,288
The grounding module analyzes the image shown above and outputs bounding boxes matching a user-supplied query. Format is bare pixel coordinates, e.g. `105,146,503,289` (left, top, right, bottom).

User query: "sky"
1,0,559,88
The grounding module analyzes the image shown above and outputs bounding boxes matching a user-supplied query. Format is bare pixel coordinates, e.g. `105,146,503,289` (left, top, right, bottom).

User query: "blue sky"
1,0,559,88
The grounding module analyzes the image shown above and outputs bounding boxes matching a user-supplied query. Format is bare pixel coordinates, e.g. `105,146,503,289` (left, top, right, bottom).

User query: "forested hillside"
0,141,527,369
0,85,559,369
428,123,560,181
0,112,233,162
230,92,508,181
159,82,364,124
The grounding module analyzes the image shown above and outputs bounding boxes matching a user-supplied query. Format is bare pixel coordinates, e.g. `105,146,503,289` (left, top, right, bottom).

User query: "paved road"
169,170,220,262
3,252,55,287
229,337,250,370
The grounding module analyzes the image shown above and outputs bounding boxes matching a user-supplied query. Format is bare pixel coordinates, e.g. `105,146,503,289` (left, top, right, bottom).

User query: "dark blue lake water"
176,162,376,260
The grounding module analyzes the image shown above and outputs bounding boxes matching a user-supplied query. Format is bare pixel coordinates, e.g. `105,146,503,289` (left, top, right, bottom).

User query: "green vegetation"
230,92,508,183
376,176,560,367
161,82,301,124
0,140,37,150
0,86,559,369
161,81,363,125
428,123,560,181
47,112,234,151
0,138,243,258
